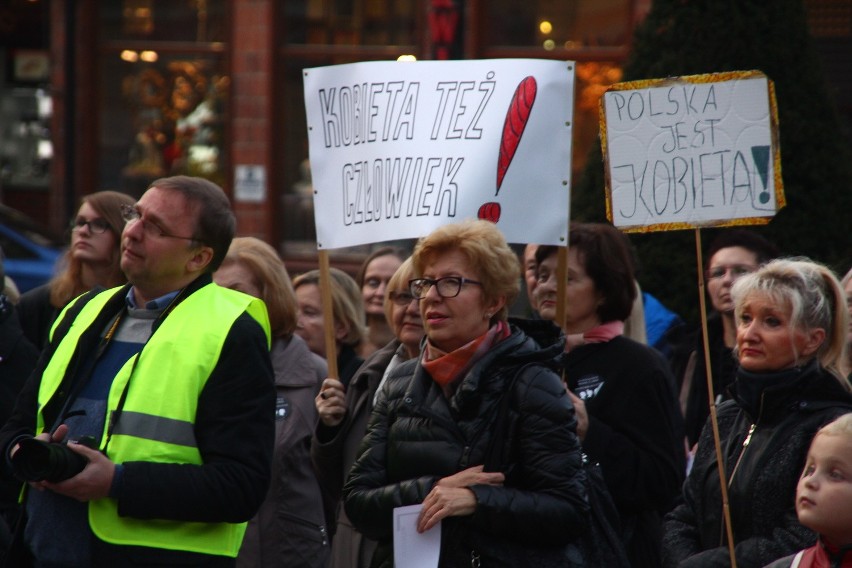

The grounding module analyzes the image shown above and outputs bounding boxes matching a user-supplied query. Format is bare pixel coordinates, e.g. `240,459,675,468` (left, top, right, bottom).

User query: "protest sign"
601,71,784,232
303,59,574,249
601,71,788,568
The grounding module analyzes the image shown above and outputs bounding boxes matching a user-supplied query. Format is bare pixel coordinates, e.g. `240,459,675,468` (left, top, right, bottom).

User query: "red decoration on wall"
429,0,460,60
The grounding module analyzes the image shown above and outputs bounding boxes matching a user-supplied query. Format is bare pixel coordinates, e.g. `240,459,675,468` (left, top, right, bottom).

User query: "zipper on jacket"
727,423,756,489
460,445,472,469
728,389,768,489
717,421,755,548
720,391,766,547
278,511,329,546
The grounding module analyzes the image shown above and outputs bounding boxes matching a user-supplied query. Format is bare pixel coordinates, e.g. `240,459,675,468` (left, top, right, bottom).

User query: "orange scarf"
422,320,510,388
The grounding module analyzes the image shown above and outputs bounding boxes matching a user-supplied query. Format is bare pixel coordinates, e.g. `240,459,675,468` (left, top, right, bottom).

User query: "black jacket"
343,319,588,567
0,296,38,541
663,361,852,568
563,335,686,568
15,283,58,352
669,312,738,446
312,339,400,568
0,275,275,567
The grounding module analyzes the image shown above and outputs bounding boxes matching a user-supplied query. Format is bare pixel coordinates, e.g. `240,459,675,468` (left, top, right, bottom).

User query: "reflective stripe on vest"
37,283,271,557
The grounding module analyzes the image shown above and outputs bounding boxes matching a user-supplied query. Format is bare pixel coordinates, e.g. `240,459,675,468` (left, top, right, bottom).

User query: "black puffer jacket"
343,319,589,567
663,361,852,568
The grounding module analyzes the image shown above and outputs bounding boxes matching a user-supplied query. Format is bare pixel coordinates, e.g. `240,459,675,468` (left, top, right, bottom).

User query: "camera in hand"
11,435,97,483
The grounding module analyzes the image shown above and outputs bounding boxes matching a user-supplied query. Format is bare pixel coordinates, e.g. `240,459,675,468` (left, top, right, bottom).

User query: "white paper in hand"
393,504,441,568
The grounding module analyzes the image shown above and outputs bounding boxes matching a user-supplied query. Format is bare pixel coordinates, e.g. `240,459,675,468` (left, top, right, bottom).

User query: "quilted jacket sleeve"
343,363,589,545
468,366,589,545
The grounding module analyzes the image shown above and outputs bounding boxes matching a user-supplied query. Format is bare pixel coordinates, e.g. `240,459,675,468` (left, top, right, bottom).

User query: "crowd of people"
0,176,850,567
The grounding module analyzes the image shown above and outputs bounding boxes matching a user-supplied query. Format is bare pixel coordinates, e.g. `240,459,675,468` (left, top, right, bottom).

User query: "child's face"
796,432,852,547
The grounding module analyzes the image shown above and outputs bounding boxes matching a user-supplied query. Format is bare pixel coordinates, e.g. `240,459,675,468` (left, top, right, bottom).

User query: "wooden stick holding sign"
318,250,338,380
693,227,736,563
600,70,785,568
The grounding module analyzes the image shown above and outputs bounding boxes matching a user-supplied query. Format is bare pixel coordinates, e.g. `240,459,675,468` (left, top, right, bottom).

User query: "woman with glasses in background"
343,220,588,568
670,229,779,449
17,191,135,351
355,246,409,359
312,257,423,568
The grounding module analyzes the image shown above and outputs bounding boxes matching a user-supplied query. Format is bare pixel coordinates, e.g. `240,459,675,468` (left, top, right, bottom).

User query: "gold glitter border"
600,70,785,234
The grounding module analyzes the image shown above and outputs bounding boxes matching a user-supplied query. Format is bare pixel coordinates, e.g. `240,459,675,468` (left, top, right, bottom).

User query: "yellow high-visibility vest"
37,283,270,557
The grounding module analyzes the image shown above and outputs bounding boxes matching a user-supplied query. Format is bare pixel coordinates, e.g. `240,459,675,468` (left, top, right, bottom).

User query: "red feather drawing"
478,75,538,224
497,75,537,193
477,202,501,223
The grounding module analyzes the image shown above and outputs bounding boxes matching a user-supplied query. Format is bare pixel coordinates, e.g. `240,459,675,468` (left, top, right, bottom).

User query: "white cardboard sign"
303,59,574,249
601,71,785,232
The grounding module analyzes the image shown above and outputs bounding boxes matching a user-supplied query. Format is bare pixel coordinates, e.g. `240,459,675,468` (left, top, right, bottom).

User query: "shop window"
0,0,51,196
283,0,418,46
0,85,52,191
99,0,227,43
277,1,421,254
97,1,227,196
481,1,631,185
484,0,632,50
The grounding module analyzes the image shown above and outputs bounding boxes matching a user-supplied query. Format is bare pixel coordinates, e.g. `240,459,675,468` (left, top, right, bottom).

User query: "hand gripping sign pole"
601,70,785,568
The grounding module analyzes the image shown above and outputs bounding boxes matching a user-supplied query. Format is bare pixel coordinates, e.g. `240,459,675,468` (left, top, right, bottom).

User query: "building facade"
0,0,848,270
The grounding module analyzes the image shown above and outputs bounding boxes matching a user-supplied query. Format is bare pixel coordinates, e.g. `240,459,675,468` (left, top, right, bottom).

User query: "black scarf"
732,359,818,421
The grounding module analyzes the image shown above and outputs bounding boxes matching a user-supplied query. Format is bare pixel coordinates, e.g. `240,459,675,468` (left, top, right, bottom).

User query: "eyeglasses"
364,277,388,290
70,218,110,234
705,264,756,280
409,276,483,300
388,290,416,306
120,204,199,242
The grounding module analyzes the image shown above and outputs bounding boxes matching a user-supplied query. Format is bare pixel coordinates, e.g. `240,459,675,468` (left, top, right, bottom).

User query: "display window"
96,0,228,196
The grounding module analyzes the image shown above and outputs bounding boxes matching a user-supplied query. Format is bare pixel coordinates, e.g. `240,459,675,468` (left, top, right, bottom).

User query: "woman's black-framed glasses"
70,218,110,234
409,277,482,299
120,204,199,242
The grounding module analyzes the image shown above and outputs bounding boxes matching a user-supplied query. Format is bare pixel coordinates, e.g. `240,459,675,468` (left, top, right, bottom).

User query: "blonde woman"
294,268,366,386
344,220,587,567
664,258,852,567
215,237,329,567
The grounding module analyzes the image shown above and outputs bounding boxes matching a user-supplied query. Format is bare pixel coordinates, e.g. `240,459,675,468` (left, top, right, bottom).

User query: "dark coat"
0,296,38,442
563,335,686,568
311,339,401,568
662,362,852,568
343,319,589,568
15,283,58,352
0,296,38,549
337,344,365,388
669,312,738,446
238,334,329,568
0,275,275,567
